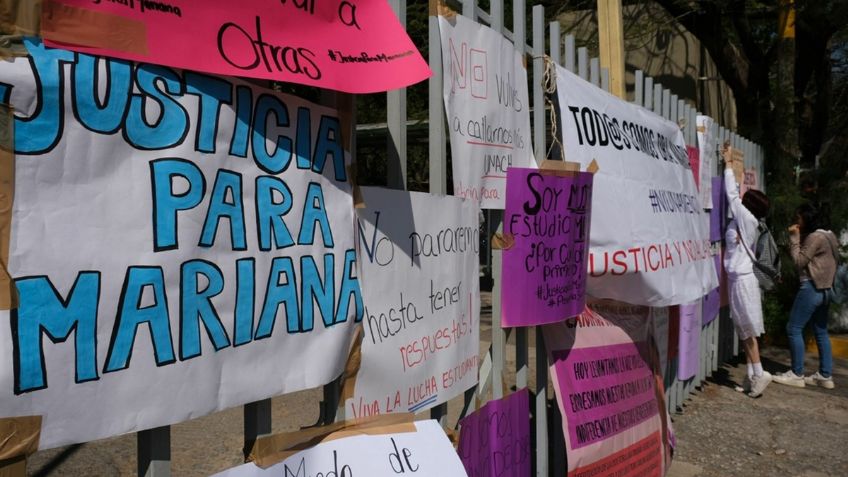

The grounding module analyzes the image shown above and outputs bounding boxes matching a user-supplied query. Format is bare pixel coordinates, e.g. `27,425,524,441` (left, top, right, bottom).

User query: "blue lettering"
73,55,131,134
180,260,230,360
255,257,299,338
252,94,292,174
255,176,295,251
125,65,188,149
150,158,206,251
199,169,247,250
297,182,334,247
185,72,233,154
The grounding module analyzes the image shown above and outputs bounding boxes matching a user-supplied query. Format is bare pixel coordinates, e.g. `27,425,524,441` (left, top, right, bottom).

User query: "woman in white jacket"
724,154,772,397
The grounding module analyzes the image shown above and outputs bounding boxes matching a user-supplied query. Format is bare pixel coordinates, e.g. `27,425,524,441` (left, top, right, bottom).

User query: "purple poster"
502,168,593,327
457,388,531,477
677,300,702,380
709,177,726,242
702,254,721,325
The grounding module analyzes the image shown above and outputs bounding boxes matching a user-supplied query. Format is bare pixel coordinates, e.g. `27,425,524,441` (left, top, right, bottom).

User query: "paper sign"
556,65,717,307
677,299,701,380
458,388,531,477
687,146,699,192
709,177,727,242
544,304,671,476
501,168,593,327
0,39,362,449
41,0,431,93
743,168,758,196
212,420,467,477
696,116,715,208
438,13,537,209
349,188,480,417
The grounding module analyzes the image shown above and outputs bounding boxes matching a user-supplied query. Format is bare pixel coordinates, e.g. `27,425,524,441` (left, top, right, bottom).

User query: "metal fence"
64,1,767,476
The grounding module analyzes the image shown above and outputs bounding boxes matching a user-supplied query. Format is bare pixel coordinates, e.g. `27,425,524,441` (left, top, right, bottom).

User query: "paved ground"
667,347,848,477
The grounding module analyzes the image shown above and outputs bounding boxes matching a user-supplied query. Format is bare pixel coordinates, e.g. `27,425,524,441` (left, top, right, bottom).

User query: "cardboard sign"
556,65,717,307
501,167,592,327
40,0,431,93
545,304,671,477
457,388,531,477
0,39,362,449
438,13,536,209
212,420,467,477
676,299,701,380
349,188,480,417
695,115,715,208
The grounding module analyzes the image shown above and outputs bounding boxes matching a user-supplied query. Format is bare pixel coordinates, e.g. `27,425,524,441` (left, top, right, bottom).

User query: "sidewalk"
668,346,848,477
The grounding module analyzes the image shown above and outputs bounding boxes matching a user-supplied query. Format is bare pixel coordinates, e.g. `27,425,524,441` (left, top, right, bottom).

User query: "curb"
806,334,848,359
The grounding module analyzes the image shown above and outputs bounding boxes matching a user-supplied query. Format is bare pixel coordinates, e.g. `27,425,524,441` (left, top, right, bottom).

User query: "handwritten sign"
556,65,717,306
695,115,715,208
0,39,361,449
677,299,702,380
544,303,672,477
212,420,467,477
438,13,536,209
348,188,480,417
502,167,592,327
457,388,531,477
687,146,700,191
41,0,430,93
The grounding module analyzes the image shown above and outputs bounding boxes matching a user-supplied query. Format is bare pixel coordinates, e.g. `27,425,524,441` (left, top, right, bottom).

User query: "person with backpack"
773,204,839,389
723,149,773,397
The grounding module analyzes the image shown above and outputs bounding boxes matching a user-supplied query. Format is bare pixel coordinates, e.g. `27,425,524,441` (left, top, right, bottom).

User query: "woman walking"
773,204,838,389
723,151,772,397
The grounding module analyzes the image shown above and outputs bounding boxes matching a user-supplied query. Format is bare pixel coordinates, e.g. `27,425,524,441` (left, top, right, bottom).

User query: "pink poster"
501,167,593,327
677,299,702,380
544,304,672,477
687,146,700,191
457,388,531,477
41,0,431,93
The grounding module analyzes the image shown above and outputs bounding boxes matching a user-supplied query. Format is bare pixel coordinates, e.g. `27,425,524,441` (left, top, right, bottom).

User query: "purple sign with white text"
502,168,593,327
457,388,531,477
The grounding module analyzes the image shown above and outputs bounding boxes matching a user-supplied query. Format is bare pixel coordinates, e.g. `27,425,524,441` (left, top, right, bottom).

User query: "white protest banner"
696,115,715,209
349,188,480,417
212,420,468,477
0,39,362,449
556,65,717,306
439,13,536,209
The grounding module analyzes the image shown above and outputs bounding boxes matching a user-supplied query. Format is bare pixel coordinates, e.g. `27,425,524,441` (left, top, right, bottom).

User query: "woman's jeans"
787,280,833,377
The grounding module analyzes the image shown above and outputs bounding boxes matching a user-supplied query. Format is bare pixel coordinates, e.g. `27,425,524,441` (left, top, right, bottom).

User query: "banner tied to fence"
438,12,536,209
0,39,362,449
40,0,431,93
555,65,717,306
349,188,480,417
502,167,593,326
545,302,673,477
213,420,467,476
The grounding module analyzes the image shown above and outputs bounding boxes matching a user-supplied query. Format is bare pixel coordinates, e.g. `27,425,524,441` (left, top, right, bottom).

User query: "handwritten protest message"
0,40,361,449
545,306,670,476
502,168,593,327
696,115,715,208
213,420,467,477
42,0,430,93
438,13,536,208
556,65,716,306
457,388,531,477
677,299,702,380
348,188,480,417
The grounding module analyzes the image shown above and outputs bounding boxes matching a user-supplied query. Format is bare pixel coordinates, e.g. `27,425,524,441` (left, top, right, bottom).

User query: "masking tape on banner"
41,0,148,56
430,0,456,18
250,413,416,468
0,416,41,462
339,326,363,403
0,104,16,310
0,456,26,477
